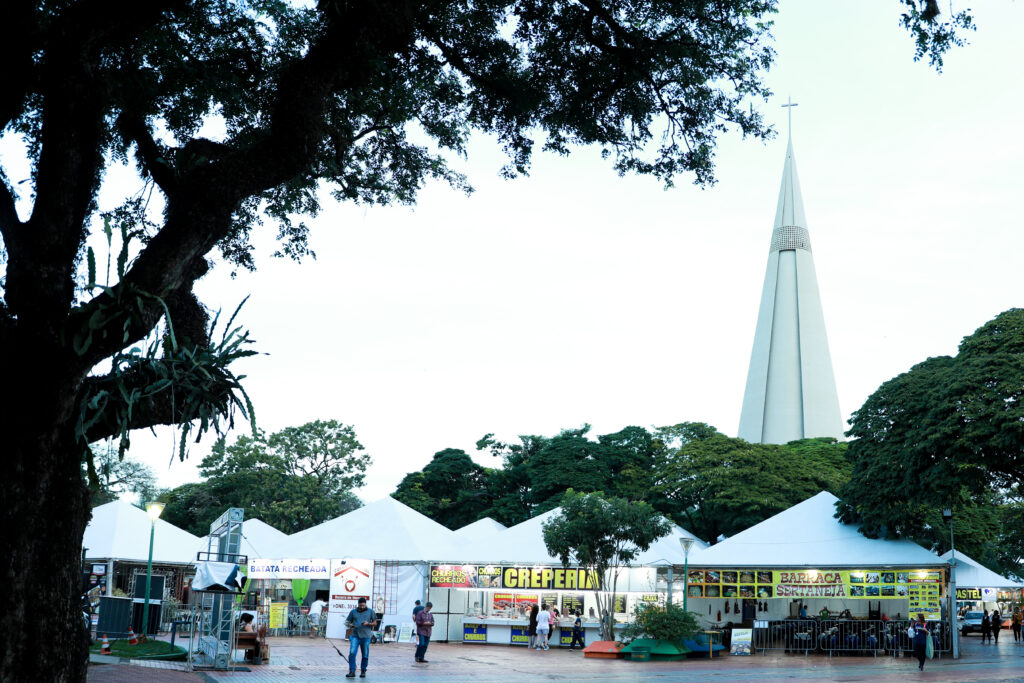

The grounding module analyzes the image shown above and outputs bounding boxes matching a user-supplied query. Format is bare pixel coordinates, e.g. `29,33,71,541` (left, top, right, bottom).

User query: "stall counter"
461,616,625,647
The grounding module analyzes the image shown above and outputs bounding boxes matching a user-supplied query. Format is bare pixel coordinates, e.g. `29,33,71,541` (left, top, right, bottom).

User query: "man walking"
412,600,424,617
345,597,378,678
414,601,434,663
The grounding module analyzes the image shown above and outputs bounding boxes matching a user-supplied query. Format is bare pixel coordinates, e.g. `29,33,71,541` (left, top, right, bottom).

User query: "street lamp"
680,537,695,612
141,501,165,641
942,507,958,659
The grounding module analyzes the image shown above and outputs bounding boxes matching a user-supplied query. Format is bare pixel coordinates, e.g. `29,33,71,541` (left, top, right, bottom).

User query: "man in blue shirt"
345,598,378,678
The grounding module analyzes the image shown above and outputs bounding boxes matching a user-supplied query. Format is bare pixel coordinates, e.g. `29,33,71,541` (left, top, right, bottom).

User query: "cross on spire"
781,97,798,139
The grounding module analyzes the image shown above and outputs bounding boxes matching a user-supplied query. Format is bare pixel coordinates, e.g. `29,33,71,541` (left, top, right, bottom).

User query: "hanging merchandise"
708,604,712,615
734,600,740,613
724,601,730,614
717,610,721,622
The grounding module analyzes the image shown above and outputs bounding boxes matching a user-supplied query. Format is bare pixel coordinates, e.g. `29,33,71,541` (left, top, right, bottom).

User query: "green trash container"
631,646,651,662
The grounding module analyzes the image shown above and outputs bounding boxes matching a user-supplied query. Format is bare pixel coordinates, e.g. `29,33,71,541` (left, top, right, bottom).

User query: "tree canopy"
83,444,162,507
161,419,368,535
653,423,851,543
837,309,1024,578
542,489,671,640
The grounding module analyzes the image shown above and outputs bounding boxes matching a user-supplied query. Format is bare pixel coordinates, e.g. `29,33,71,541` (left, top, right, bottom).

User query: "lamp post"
942,507,958,659
141,501,165,640
680,537,695,612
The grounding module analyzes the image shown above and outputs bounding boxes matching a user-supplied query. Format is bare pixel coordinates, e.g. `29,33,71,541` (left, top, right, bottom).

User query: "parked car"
958,611,984,636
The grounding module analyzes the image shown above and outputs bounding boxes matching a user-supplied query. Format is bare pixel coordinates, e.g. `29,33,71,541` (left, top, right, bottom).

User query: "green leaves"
542,490,672,640
162,419,371,534
620,602,700,644
652,425,850,544
839,308,1024,579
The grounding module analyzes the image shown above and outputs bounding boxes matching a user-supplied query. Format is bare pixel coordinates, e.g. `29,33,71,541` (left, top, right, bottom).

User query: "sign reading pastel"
246,558,330,579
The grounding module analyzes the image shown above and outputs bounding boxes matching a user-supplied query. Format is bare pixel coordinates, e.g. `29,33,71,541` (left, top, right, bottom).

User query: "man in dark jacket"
414,602,435,663
345,598,378,678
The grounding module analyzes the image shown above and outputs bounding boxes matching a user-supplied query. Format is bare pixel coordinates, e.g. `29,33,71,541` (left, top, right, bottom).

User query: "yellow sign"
688,568,945,601
500,567,601,590
268,601,288,629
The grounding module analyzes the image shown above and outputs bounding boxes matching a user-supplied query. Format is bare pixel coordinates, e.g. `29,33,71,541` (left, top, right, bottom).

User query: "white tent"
694,491,940,567
940,550,1024,589
239,518,289,559
284,496,459,561
462,507,707,566
84,500,201,564
452,517,507,547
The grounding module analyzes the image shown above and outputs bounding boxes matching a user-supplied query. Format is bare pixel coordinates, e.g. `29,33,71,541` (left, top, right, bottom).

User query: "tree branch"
68,1,419,368
116,111,178,194
0,1,39,132
6,0,185,321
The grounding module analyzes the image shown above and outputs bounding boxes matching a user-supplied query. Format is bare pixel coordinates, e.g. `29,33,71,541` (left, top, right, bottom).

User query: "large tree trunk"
1,365,91,682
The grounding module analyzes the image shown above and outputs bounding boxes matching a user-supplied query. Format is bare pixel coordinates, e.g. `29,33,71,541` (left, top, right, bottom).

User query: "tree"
543,489,671,641
837,309,1024,578
392,448,493,529
652,423,850,543
0,1,970,677
161,420,368,535
83,443,161,506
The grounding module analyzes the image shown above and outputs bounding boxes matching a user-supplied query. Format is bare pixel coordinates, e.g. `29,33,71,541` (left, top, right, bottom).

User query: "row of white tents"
83,491,1024,589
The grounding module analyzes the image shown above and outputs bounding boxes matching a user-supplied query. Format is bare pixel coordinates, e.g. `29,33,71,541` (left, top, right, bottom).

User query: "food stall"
941,550,1024,618
688,493,951,627
429,564,663,646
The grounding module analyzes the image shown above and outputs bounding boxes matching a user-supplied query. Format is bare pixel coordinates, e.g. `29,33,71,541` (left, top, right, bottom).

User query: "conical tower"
738,117,843,444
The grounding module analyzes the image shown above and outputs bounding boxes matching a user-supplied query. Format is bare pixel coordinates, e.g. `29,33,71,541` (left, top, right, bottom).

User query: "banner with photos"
685,568,944,600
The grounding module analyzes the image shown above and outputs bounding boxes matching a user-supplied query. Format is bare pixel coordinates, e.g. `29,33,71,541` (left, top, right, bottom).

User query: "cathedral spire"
738,103,843,445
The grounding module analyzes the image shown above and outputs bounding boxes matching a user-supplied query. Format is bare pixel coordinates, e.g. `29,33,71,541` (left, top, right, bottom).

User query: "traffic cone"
127,628,139,645
100,635,111,654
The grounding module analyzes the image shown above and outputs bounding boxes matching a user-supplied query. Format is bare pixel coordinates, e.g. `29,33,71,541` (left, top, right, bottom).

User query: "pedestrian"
911,613,928,671
991,609,1001,644
527,604,538,649
412,600,424,617
309,597,327,638
981,610,992,643
568,611,585,650
537,603,552,650
344,597,378,678
1012,609,1021,643
414,601,434,663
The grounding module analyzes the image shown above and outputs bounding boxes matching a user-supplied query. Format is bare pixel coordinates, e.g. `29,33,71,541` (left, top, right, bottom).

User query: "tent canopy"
284,496,459,561
940,550,1024,589
454,517,507,541
693,491,940,567
83,500,201,564
458,507,707,566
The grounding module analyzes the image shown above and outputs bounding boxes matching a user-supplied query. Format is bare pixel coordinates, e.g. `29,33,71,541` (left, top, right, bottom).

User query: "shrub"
620,602,700,644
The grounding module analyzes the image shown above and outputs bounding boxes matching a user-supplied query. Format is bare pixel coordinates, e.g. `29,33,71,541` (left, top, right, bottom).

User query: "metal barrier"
754,619,951,657
755,620,820,655
885,620,952,658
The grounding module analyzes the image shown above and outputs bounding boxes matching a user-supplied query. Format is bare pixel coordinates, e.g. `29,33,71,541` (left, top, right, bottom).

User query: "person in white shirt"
309,598,327,637
536,603,552,650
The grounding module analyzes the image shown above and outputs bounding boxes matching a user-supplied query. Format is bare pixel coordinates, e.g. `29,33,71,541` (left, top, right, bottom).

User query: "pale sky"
9,2,1023,507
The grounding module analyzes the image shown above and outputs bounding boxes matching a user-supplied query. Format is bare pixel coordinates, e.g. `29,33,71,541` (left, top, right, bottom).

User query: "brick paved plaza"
86,632,1024,683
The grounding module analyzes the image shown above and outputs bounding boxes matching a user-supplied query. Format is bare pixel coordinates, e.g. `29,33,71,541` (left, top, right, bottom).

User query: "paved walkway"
87,631,1024,683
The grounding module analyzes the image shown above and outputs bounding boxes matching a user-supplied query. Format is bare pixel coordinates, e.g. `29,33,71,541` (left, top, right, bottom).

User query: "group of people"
979,608,1023,644
338,597,436,678
525,603,585,650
